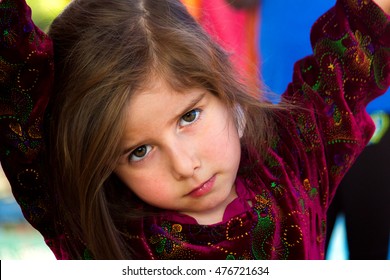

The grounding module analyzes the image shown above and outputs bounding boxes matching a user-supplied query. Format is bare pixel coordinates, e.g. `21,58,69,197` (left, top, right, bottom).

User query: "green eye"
180,109,201,126
129,145,152,162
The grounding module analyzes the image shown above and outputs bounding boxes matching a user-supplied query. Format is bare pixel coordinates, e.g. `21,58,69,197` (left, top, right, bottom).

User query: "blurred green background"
0,0,70,260
27,0,70,31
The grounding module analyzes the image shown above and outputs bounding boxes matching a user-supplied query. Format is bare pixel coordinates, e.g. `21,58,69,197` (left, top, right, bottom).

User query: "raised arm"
0,0,55,242
276,0,389,207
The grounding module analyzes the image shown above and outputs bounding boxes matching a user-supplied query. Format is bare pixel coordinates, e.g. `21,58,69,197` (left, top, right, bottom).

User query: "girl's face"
115,79,242,225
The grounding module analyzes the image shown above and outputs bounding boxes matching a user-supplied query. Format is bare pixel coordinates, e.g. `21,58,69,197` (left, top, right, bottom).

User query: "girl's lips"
188,175,216,198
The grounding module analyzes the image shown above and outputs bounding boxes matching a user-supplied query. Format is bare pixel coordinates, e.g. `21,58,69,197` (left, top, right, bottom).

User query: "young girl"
0,0,389,260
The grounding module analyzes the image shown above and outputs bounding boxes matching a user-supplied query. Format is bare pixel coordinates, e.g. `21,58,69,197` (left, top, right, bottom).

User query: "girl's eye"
129,145,152,162
179,109,201,126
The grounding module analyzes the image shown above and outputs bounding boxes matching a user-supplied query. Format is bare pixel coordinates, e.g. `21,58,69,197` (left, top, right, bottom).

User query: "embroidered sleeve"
0,0,55,238
277,0,390,207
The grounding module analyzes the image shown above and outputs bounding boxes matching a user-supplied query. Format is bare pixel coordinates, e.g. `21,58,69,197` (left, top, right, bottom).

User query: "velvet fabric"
0,0,389,259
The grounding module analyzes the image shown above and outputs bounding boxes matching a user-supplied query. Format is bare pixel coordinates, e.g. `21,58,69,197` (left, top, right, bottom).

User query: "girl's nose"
168,140,201,180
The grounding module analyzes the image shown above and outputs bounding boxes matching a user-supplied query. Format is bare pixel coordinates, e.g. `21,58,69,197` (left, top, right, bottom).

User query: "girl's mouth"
187,175,216,198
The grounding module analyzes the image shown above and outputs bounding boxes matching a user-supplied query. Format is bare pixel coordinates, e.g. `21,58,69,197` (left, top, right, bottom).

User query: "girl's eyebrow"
120,92,207,157
172,92,206,124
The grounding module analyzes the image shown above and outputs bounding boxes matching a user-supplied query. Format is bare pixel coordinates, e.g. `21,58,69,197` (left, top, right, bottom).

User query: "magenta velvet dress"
0,0,389,259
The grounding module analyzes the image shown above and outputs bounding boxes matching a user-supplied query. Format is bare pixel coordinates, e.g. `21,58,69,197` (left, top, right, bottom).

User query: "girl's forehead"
136,76,174,94
130,82,205,110
139,73,198,93
132,75,204,102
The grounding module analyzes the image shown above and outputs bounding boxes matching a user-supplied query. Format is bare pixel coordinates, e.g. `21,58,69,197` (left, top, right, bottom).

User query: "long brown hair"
48,0,282,259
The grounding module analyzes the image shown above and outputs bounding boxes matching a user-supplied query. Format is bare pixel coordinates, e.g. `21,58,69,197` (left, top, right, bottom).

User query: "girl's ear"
235,104,246,138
